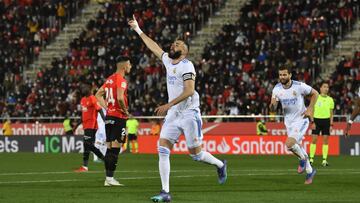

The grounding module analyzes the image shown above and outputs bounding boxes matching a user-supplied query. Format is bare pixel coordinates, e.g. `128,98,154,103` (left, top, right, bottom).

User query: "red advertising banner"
137,122,359,136
138,135,340,155
0,122,359,136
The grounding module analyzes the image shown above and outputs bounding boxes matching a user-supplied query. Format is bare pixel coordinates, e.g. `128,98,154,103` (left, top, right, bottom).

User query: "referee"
310,81,334,166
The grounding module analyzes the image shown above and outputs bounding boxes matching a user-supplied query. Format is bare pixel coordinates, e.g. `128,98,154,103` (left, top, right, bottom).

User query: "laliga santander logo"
217,137,231,153
173,136,231,153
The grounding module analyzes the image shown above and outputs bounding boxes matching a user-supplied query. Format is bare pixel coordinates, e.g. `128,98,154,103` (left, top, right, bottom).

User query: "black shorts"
84,129,96,142
128,133,137,141
105,116,127,143
312,118,330,135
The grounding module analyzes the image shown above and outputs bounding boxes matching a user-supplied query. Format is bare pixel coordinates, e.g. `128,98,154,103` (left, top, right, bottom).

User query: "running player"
129,15,227,202
75,85,105,172
270,66,319,184
95,56,132,186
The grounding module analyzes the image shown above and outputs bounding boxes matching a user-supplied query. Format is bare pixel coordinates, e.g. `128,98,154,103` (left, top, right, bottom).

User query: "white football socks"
158,146,170,193
191,151,224,168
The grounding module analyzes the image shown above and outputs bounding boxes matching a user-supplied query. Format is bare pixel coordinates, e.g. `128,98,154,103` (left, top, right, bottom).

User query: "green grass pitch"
0,153,359,203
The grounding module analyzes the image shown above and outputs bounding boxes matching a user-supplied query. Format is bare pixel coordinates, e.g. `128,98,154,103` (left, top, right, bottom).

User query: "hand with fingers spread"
128,14,143,35
155,103,172,116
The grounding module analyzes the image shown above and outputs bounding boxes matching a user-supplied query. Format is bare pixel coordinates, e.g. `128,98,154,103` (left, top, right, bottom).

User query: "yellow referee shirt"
126,119,139,134
314,95,334,119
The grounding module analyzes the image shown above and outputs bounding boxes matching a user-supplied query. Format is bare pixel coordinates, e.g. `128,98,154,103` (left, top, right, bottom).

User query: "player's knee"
190,151,204,161
285,140,295,149
158,146,170,157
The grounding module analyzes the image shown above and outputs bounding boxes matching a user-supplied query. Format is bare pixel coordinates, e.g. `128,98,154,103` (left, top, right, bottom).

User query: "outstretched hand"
128,14,139,30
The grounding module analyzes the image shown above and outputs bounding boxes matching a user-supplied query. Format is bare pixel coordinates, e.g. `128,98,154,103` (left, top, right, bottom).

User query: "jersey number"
105,87,115,106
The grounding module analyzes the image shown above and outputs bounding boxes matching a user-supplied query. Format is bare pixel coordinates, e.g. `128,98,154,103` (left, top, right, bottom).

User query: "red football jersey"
81,95,101,129
102,73,128,119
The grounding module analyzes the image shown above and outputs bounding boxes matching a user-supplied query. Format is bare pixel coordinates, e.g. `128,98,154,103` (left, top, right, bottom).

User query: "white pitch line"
0,168,358,176
1,171,360,184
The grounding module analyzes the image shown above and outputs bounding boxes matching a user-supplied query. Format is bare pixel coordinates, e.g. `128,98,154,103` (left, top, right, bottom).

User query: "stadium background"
0,0,360,202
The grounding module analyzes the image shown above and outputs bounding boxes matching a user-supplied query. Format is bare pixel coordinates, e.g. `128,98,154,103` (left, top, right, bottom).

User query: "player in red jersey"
75,85,105,172
96,56,132,186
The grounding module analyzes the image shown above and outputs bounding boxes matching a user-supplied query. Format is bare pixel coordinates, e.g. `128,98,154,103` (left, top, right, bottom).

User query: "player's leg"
86,129,105,161
134,136,139,153
103,117,124,186
151,117,178,202
75,129,93,172
183,110,226,184
286,119,313,174
309,135,318,165
321,119,330,166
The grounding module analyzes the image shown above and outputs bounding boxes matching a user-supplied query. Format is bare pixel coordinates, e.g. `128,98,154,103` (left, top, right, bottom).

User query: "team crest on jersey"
293,91,297,96
173,68,176,74
106,79,113,84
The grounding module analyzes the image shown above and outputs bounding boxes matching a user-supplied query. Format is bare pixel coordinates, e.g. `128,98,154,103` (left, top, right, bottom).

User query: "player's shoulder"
292,80,302,86
181,58,195,72
273,82,282,90
181,58,190,64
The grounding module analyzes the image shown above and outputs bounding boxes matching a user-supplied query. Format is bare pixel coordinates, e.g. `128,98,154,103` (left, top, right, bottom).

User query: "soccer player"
309,82,334,166
345,87,360,136
95,56,131,186
129,15,227,202
126,116,139,153
94,107,107,162
75,85,105,172
270,66,319,184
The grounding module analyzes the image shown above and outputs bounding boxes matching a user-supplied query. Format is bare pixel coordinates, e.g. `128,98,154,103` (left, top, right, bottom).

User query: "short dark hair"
278,65,292,74
320,81,329,87
115,55,130,64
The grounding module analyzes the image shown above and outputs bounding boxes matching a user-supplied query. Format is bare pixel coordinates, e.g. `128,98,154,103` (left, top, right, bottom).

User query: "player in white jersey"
270,66,319,184
129,15,227,202
94,108,107,162
345,87,360,136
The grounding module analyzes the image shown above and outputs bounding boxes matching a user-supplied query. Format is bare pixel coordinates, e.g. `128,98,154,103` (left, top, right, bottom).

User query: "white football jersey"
272,80,312,126
161,52,200,112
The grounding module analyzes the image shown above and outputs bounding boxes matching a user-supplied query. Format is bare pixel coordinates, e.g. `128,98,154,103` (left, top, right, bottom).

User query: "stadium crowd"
197,0,359,116
0,0,359,120
0,0,89,116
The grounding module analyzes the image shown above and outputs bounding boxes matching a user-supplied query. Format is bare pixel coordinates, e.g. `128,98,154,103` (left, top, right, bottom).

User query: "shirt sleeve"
161,52,171,67
300,82,312,96
181,62,196,81
271,87,279,101
116,76,127,90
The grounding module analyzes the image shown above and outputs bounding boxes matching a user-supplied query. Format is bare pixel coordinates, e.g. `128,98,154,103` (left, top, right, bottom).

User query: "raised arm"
128,15,164,59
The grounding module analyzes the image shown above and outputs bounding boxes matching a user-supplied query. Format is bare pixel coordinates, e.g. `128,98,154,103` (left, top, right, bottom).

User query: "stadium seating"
0,0,88,115
0,0,358,119
0,0,223,117
330,51,360,115
197,0,358,116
